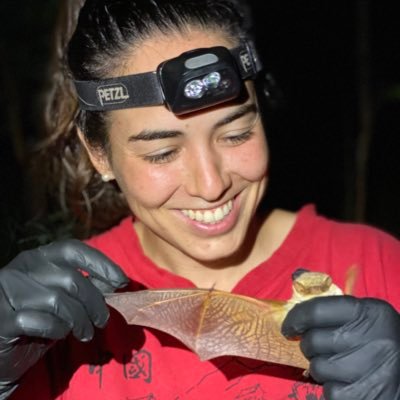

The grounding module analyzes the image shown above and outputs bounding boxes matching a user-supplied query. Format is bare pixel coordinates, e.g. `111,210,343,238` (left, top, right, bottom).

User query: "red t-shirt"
11,206,400,399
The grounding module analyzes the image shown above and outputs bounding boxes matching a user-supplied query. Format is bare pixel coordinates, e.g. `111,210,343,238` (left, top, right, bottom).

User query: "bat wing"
105,289,308,369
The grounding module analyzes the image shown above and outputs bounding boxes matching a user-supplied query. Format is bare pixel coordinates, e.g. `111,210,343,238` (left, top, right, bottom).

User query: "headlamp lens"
203,72,221,89
184,79,206,99
184,71,223,100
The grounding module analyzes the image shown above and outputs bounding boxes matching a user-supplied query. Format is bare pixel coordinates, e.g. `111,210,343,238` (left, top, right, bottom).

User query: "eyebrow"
213,103,258,129
128,129,182,142
128,103,258,142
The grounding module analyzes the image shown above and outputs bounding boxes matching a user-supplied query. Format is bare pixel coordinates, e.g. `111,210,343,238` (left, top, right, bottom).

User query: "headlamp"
73,40,262,115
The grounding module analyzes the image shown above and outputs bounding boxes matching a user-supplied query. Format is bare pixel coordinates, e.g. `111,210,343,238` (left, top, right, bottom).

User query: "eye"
142,148,179,164
219,111,260,146
223,129,255,145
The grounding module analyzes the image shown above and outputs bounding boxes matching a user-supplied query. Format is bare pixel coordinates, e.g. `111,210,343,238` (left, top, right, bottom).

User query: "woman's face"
89,29,269,264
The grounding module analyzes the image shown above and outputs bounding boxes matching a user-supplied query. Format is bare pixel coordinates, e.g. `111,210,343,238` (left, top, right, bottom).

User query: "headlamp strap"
230,40,263,79
73,41,262,112
74,71,163,111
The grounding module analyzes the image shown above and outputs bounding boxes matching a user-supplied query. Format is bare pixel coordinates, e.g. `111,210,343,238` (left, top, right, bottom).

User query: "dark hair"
39,0,251,237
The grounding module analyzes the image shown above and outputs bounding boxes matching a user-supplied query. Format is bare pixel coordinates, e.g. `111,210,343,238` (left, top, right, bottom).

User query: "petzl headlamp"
73,41,262,115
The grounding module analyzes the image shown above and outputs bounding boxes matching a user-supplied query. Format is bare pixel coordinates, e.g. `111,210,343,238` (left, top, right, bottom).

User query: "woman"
0,1,399,399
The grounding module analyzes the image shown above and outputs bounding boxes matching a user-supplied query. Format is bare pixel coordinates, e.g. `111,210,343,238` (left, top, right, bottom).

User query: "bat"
105,267,357,370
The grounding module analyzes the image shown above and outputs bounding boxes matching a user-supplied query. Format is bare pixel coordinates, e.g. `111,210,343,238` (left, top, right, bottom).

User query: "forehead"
109,83,257,138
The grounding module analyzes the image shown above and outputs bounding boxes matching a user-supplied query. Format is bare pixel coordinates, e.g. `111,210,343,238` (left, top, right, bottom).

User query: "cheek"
230,136,269,181
114,160,180,209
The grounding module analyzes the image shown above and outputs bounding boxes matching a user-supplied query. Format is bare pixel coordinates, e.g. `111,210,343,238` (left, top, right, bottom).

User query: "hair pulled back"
40,0,250,237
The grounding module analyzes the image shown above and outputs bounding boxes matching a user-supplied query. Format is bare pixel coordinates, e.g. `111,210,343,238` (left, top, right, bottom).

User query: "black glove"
0,239,129,399
282,295,400,400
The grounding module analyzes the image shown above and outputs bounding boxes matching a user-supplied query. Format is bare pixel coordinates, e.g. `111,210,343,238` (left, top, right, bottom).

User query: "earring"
101,174,113,182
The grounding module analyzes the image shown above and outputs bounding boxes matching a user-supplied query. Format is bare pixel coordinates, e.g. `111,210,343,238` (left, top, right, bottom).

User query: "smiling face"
84,29,269,271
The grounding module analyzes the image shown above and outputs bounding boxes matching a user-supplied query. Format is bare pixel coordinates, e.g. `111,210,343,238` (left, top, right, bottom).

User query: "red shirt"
12,206,400,399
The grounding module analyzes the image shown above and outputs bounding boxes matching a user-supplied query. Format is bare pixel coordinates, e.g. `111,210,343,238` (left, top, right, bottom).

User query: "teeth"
182,200,233,224
195,210,203,222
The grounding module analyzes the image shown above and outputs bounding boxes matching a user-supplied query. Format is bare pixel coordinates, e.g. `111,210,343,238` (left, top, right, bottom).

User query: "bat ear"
291,268,310,281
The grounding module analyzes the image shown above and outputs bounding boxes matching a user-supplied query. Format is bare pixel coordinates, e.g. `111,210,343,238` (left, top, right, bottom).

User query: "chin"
181,238,244,265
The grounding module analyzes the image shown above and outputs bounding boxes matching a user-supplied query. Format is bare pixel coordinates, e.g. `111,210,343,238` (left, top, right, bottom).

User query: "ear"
77,128,115,181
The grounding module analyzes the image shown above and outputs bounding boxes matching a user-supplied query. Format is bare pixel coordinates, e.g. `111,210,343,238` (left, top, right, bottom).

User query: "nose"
183,147,232,202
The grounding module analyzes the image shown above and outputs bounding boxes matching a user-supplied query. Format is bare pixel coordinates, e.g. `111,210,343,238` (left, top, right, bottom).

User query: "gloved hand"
0,239,129,399
282,295,400,400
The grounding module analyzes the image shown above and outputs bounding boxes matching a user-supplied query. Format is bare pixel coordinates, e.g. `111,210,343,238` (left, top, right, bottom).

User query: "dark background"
0,1,399,265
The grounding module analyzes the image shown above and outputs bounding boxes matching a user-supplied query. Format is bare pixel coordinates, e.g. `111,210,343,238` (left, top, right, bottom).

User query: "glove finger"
2,268,109,330
38,239,129,291
10,310,71,340
22,264,112,328
309,342,390,384
9,246,119,327
282,296,360,337
4,277,96,341
300,327,350,358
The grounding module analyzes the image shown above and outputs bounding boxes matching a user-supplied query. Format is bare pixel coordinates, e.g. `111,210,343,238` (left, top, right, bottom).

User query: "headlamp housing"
158,46,242,114
73,41,262,115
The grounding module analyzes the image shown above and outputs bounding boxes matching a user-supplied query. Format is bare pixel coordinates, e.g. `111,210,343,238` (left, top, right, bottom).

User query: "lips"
181,200,233,224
